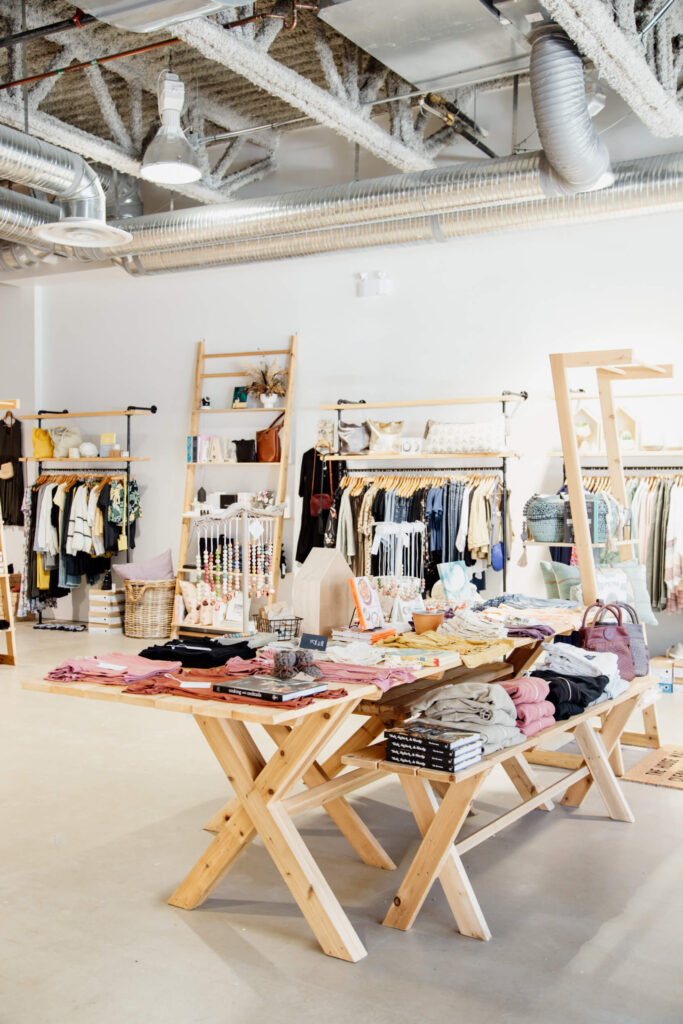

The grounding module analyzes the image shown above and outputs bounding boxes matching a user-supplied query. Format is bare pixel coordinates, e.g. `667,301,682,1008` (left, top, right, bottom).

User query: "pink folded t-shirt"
515,699,555,726
518,715,555,737
500,676,550,704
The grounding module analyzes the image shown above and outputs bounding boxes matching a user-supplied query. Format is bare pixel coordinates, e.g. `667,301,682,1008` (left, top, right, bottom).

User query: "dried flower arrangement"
244,360,288,397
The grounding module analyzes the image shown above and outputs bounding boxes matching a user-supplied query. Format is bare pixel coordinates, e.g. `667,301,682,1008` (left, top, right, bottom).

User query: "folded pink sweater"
47,653,182,684
500,676,549,704
518,715,555,737
515,700,555,726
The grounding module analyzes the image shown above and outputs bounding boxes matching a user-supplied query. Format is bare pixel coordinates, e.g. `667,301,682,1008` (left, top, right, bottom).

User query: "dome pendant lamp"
141,71,201,185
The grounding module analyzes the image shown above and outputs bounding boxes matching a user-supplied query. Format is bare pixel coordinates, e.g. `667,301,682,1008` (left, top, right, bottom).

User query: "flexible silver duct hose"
0,186,59,244
74,155,551,261
530,25,613,196
0,122,106,222
117,154,682,275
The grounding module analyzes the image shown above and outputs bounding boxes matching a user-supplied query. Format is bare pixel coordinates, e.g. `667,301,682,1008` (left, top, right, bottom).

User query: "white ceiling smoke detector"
34,218,132,247
141,71,202,185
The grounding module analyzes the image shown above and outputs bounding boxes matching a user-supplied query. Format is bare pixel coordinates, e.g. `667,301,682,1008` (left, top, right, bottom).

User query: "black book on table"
213,675,328,703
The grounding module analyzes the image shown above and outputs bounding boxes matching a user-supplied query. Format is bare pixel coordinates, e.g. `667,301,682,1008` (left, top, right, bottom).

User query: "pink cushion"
113,549,174,582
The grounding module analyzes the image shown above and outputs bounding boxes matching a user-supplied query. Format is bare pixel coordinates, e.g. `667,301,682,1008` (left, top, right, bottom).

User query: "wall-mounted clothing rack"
344,466,506,475
20,405,156,561
0,397,18,666
320,390,527,592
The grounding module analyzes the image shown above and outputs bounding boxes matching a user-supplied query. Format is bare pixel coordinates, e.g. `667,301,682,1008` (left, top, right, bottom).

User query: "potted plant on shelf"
244,360,288,408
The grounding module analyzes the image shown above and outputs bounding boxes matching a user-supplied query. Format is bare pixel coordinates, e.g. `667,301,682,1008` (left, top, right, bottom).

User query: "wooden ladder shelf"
0,398,19,666
173,338,297,638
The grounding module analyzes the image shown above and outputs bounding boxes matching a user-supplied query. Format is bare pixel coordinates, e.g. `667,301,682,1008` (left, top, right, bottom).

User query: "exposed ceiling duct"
0,185,59,244
529,25,613,195
111,152,683,274
0,122,132,247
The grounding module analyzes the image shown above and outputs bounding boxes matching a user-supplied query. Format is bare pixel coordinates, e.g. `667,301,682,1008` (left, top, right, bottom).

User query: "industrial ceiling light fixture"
140,71,201,185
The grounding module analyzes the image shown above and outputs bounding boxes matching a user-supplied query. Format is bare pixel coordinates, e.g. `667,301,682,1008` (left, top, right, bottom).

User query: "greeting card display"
349,575,385,631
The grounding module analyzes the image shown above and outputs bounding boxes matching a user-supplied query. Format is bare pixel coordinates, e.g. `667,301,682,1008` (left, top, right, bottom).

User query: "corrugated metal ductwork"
530,26,613,195
117,153,683,275
0,186,59,244
74,154,552,261
0,122,131,247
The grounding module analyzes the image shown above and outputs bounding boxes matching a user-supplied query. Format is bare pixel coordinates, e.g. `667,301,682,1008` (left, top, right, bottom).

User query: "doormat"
623,746,683,790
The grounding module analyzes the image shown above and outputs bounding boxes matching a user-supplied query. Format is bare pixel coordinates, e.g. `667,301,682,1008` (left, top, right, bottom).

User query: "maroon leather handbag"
578,602,636,681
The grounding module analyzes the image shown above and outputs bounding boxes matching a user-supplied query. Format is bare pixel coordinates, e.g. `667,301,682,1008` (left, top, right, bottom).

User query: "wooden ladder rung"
203,349,292,359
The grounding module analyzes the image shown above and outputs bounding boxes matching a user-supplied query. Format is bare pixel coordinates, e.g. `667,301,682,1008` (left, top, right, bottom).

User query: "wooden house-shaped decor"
292,548,355,637
573,405,601,452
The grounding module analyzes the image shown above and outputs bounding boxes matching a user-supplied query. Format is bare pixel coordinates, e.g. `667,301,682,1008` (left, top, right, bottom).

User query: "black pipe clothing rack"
321,390,528,590
21,405,157,625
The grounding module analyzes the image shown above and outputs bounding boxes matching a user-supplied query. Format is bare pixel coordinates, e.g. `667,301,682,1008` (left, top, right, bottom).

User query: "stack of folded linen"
410,680,523,754
499,676,555,736
46,653,181,684
437,609,508,642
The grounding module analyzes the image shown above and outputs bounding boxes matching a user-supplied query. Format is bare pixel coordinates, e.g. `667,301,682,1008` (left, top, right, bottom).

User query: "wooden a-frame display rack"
546,348,672,769
0,398,19,666
173,337,297,638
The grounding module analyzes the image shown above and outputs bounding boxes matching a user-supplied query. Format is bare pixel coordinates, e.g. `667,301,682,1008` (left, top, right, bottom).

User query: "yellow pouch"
32,427,54,458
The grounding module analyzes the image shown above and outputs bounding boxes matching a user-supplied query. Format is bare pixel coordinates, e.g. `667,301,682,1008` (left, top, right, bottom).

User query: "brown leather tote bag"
257,413,284,463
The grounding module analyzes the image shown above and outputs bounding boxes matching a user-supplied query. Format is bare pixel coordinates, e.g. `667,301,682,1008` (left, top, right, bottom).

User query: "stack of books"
385,722,483,772
330,627,396,644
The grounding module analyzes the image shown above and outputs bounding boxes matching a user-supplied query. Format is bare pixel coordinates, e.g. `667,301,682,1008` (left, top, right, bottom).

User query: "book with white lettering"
213,675,328,702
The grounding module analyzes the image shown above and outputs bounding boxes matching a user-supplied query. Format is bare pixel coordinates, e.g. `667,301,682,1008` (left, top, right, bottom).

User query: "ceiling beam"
543,0,683,137
175,17,435,172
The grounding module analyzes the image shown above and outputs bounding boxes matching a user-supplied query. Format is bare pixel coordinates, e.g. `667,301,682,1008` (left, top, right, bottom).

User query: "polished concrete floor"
2,623,683,1024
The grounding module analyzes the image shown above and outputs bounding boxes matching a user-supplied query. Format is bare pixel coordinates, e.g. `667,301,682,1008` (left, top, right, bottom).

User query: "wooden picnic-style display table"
22,677,384,963
22,634,653,961
343,675,655,942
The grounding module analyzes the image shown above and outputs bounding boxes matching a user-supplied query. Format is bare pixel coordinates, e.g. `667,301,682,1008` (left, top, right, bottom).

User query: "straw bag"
124,578,176,638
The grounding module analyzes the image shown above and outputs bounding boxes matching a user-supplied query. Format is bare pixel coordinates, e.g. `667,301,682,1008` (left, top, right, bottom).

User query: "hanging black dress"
0,415,24,526
296,448,345,564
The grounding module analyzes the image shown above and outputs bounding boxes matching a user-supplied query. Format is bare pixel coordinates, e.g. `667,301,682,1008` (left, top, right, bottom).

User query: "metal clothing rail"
344,467,505,474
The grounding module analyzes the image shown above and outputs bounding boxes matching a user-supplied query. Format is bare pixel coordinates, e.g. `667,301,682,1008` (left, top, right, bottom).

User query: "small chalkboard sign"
300,632,328,652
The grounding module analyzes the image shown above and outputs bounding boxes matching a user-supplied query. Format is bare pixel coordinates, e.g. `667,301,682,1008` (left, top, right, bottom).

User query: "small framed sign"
300,633,328,652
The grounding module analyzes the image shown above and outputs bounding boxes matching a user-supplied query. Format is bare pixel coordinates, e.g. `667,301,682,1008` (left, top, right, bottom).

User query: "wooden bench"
342,676,653,942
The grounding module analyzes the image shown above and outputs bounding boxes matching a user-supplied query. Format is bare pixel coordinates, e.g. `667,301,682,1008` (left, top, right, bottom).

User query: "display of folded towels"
46,653,181,684
410,680,523,754
500,676,555,736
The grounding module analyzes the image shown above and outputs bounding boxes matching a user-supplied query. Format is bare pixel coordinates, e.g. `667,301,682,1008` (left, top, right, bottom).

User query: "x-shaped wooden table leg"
382,769,492,939
561,692,640,819
203,716,392,870
169,702,368,961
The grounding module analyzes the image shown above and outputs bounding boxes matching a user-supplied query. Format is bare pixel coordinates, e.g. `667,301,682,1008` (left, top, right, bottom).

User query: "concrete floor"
2,623,683,1024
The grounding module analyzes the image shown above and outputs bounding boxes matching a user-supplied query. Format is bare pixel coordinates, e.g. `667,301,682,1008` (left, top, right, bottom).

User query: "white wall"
2,208,682,649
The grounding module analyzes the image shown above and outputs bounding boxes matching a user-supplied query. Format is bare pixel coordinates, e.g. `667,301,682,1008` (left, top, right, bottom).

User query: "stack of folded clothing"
499,676,555,736
47,652,181,684
139,637,257,668
410,680,523,754
385,722,483,772
438,609,508,642
535,642,628,719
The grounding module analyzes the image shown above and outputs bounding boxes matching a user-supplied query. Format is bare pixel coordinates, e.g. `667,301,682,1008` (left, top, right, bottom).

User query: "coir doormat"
624,746,683,790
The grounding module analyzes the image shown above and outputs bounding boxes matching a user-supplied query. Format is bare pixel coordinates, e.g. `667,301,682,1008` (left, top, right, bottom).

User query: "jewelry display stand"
177,502,285,637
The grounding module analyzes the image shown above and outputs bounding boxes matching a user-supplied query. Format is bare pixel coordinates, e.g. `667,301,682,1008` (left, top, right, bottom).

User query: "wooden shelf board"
20,457,148,463
188,461,282,467
549,450,683,458
320,396,526,411
325,451,517,461
525,540,637,548
194,407,286,414
20,410,154,420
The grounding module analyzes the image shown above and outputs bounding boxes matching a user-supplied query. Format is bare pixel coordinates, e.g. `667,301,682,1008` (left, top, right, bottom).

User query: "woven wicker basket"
124,578,175,638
